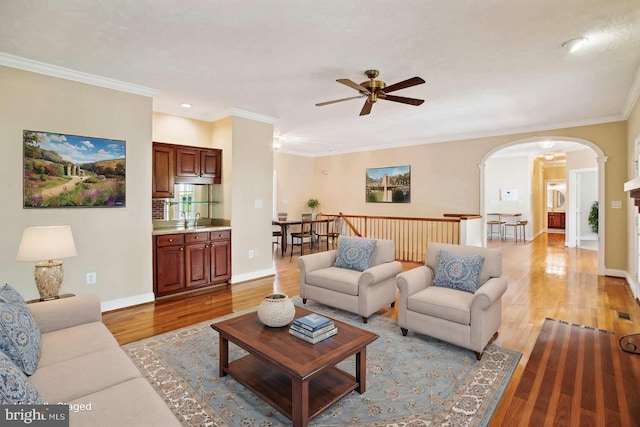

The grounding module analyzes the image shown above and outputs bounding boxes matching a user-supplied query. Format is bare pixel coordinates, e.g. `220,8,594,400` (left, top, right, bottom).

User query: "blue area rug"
124,297,520,427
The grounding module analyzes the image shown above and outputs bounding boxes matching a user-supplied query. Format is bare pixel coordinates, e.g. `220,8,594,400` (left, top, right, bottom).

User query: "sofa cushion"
432,250,485,294
67,378,180,427
305,267,362,296
30,346,142,404
407,286,473,325
334,237,377,272
0,351,42,404
0,284,41,375
37,322,119,369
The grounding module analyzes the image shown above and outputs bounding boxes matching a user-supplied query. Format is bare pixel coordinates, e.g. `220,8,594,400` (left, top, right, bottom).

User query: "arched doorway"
480,136,606,275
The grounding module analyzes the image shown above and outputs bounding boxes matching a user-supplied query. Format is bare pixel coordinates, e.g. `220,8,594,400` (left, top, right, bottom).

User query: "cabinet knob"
180,247,184,251
194,236,199,240
168,238,173,242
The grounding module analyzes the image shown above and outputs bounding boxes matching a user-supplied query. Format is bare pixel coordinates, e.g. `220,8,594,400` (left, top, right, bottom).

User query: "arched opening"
480,136,606,275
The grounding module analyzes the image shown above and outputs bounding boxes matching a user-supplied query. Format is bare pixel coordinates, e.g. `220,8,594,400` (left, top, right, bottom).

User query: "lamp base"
34,260,64,301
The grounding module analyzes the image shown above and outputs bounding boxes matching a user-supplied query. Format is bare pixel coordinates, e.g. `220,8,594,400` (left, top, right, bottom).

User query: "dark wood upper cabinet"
153,142,222,190
175,146,222,184
152,143,175,198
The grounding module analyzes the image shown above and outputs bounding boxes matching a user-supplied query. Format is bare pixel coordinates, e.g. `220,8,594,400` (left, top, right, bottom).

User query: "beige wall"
626,95,640,294
211,117,233,220
274,152,315,219
152,112,212,147
276,121,628,271
230,117,274,280
0,66,153,306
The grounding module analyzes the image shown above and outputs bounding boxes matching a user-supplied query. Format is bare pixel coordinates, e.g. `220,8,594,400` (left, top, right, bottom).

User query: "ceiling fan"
315,69,425,116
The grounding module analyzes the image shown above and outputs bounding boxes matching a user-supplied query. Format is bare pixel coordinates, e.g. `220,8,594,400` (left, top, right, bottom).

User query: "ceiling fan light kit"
316,69,425,116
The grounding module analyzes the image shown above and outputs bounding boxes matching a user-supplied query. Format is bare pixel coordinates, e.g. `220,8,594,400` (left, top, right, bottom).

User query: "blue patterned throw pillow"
432,250,485,294
334,237,377,272
0,285,41,375
0,351,42,404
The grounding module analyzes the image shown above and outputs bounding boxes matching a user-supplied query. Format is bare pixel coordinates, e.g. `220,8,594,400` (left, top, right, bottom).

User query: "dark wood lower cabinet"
548,211,566,229
154,230,231,297
211,239,231,282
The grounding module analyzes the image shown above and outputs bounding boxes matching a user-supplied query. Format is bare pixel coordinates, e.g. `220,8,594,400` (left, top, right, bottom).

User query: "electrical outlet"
86,272,97,285
248,249,255,258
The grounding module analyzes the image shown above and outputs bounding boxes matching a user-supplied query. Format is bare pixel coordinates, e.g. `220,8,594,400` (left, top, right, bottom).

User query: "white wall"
484,156,532,238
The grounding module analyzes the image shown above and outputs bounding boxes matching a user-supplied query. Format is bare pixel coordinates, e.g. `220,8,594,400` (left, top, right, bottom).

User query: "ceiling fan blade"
337,79,370,94
381,77,425,94
379,94,424,106
315,95,366,107
359,100,374,116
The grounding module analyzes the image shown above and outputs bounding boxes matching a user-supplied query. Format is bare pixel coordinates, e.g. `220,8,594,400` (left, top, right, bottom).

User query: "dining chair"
313,215,341,249
290,213,313,260
272,226,283,255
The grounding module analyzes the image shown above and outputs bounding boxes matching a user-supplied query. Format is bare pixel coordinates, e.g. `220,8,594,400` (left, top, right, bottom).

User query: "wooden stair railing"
338,211,362,237
320,213,480,262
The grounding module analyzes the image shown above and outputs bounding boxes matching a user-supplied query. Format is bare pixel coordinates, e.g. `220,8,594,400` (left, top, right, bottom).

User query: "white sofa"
25,295,180,426
297,237,402,322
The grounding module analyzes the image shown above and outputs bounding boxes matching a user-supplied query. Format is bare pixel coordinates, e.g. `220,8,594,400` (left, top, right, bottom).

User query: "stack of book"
289,313,337,344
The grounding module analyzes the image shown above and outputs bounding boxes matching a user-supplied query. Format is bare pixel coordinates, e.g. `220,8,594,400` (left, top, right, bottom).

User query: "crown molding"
153,103,214,123
210,108,278,124
0,52,158,97
622,64,640,119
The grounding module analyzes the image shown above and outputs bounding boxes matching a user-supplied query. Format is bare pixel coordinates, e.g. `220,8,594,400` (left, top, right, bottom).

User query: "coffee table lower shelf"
225,354,358,423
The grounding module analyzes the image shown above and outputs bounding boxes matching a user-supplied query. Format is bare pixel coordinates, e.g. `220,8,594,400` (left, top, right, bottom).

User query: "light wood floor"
103,232,640,426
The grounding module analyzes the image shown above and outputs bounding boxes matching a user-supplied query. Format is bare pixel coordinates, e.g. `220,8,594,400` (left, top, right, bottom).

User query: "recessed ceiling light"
544,153,555,160
180,103,192,108
561,37,589,53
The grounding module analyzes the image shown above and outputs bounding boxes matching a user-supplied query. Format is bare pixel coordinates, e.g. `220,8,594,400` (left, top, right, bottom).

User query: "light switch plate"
611,201,622,209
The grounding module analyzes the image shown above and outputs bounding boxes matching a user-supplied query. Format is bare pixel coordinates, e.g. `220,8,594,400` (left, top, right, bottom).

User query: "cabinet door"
176,147,200,177
557,212,566,228
200,150,221,183
210,239,231,282
152,144,175,198
156,245,184,293
185,243,210,287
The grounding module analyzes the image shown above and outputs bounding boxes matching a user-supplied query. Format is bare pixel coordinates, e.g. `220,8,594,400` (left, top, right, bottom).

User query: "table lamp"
16,225,77,301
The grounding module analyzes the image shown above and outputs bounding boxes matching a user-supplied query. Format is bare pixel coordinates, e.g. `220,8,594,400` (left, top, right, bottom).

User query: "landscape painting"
23,130,126,208
366,165,411,203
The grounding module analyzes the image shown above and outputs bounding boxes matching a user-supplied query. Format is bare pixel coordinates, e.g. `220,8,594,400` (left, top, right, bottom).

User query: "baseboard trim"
231,268,276,284
101,292,155,312
604,268,627,278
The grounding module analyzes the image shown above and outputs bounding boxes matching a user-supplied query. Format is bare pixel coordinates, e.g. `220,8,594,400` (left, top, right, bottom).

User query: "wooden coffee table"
211,306,379,427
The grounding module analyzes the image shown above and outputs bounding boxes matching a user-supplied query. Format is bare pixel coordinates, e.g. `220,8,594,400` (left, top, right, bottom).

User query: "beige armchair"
396,242,507,360
297,236,402,323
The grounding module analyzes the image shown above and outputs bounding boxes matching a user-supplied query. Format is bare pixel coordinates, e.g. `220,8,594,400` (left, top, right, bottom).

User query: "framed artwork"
366,165,411,203
23,130,126,208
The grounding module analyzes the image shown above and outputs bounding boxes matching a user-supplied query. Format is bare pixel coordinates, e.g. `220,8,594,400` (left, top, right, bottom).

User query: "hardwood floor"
103,233,640,426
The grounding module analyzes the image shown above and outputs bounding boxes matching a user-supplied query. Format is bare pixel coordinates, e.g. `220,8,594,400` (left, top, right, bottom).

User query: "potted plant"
588,201,598,233
307,198,319,217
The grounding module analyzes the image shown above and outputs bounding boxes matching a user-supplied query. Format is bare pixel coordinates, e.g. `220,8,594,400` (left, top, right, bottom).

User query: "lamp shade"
16,226,77,262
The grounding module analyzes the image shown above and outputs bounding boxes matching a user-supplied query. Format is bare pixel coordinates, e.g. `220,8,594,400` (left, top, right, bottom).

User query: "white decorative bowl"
257,293,295,327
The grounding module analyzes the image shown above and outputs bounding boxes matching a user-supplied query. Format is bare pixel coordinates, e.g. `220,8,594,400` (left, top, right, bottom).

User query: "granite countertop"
152,225,231,236
152,219,231,236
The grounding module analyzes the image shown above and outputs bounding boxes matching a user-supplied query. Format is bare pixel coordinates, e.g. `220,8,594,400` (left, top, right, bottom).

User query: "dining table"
272,217,330,255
